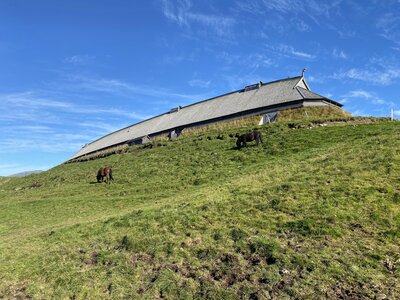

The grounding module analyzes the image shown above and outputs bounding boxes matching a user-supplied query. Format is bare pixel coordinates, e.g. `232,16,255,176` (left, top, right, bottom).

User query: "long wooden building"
69,75,342,161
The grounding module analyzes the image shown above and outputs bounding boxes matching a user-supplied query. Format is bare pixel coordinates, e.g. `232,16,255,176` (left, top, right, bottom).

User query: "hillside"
0,117,399,299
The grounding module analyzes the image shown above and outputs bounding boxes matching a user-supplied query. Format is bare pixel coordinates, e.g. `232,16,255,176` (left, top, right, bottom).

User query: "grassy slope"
0,120,399,299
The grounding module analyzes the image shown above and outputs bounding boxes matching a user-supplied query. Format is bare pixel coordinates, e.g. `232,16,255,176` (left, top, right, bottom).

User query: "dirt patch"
0,284,32,300
129,252,155,267
209,253,250,286
14,182,42,191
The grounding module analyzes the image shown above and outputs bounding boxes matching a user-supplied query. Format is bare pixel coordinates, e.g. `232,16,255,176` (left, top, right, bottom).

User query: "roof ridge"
297,86,323,98
263,76,302,87
296,87,343,107
171,76,303,110
295,86,306,99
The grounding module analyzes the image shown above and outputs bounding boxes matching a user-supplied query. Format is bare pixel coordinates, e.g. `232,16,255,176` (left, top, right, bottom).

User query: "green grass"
0,119,399,299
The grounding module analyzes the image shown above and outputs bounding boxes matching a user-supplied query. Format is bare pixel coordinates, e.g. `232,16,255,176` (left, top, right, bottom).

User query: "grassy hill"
0,116,399,299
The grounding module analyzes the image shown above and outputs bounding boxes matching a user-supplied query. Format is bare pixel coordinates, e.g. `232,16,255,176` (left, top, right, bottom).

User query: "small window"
169,106,182,113
244,83,259,92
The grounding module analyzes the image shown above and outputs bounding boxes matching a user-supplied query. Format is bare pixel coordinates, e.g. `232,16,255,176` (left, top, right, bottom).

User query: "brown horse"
97,166,113,184
236,130,263,149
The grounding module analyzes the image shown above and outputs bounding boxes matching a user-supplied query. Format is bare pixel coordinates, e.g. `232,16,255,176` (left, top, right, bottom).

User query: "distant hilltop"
10,170,43,177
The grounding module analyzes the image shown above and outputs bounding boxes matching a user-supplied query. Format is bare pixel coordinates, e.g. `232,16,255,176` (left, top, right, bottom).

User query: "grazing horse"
97,166,113,184
236,130,263,149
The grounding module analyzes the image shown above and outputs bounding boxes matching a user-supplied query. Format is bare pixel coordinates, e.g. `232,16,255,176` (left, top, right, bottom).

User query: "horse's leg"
109,169,113,182
97,170,102,183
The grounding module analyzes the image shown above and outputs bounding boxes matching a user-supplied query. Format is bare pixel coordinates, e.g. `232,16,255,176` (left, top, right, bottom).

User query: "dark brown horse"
236,130,263,149
97,166,113,184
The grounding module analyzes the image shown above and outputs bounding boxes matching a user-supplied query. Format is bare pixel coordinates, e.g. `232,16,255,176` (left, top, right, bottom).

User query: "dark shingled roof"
69,76,342,160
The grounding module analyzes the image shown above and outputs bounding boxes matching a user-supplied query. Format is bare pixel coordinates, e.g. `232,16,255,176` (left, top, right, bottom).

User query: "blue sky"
0,0,399,176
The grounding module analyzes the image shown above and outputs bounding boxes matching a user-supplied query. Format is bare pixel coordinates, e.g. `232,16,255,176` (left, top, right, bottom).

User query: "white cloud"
296,20,311,32
0,136,86,154
13,125,53,134
0,91,151,121
161,0,191,26
63,54,95,65
160,0,235,36
67,74,209,102
186,12,236,36
376,12,400,45
307,75,326,84
333,67,400,85
188,79,211,88
346,90,373,99
236,0,342,19
218,52,275,69
333,48,348,59
342,89,395,106
350,109,369,117
0,90,155,160
267,44,316,60
1,92,71,109
78,121,128,134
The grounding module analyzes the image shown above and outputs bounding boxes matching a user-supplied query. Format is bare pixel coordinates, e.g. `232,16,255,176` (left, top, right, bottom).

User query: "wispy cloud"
63,54,95,65
2,91,71,109
350,109,369,117
296,20,311,32
307,75,326,84
0,91,151,121
236,0,357,39
376,12,400,45
13,125,53,134
332,48,348,59
0,74,215,161
267,44,316,60
0,135,89,154
332,67,400,85
78,121,129,134
188,79,211,88
218,52,275,69
236,0,342,19
342,89,395,106
0,90,154,159
66,74,209,102
160,0,236,37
